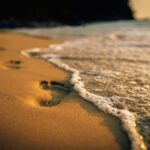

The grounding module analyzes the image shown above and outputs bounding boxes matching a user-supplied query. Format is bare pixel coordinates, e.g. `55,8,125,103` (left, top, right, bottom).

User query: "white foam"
21,49,147,150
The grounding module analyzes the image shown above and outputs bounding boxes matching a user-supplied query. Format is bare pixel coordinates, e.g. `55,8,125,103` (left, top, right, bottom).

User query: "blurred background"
131,0,150,20
0,0,150,27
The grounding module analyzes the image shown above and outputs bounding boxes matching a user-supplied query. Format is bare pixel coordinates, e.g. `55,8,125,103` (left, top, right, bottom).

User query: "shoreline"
26,29,150,150
0,32,130,150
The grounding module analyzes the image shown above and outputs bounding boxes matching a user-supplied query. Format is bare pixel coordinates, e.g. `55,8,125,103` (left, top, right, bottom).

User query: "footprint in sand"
0,47,6,51
39,80,73,107
0,60,22,70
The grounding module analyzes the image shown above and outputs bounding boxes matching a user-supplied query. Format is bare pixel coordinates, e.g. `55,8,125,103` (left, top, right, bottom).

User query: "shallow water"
20,21,150,150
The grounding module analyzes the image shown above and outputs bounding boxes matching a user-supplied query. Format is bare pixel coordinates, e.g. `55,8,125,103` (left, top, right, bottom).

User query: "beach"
14,21,150,150
0,32,130,150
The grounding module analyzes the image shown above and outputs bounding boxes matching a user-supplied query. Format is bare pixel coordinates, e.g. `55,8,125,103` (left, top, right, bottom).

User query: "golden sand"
0,33,129,150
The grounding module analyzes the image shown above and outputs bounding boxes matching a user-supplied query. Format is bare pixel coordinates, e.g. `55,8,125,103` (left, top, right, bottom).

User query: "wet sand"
0,32,130,150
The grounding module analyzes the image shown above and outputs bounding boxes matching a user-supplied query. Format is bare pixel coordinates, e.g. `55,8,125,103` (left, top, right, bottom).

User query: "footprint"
39,80,72,107
40,81,49,90
50,81,72,93
0,47,6,51
0,60,22,70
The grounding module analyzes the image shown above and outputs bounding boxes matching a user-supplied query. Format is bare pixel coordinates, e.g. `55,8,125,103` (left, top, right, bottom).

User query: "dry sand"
0,33,130,150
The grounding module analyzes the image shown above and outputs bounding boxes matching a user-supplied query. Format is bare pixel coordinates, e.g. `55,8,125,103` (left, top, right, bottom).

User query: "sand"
0,32,130,150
